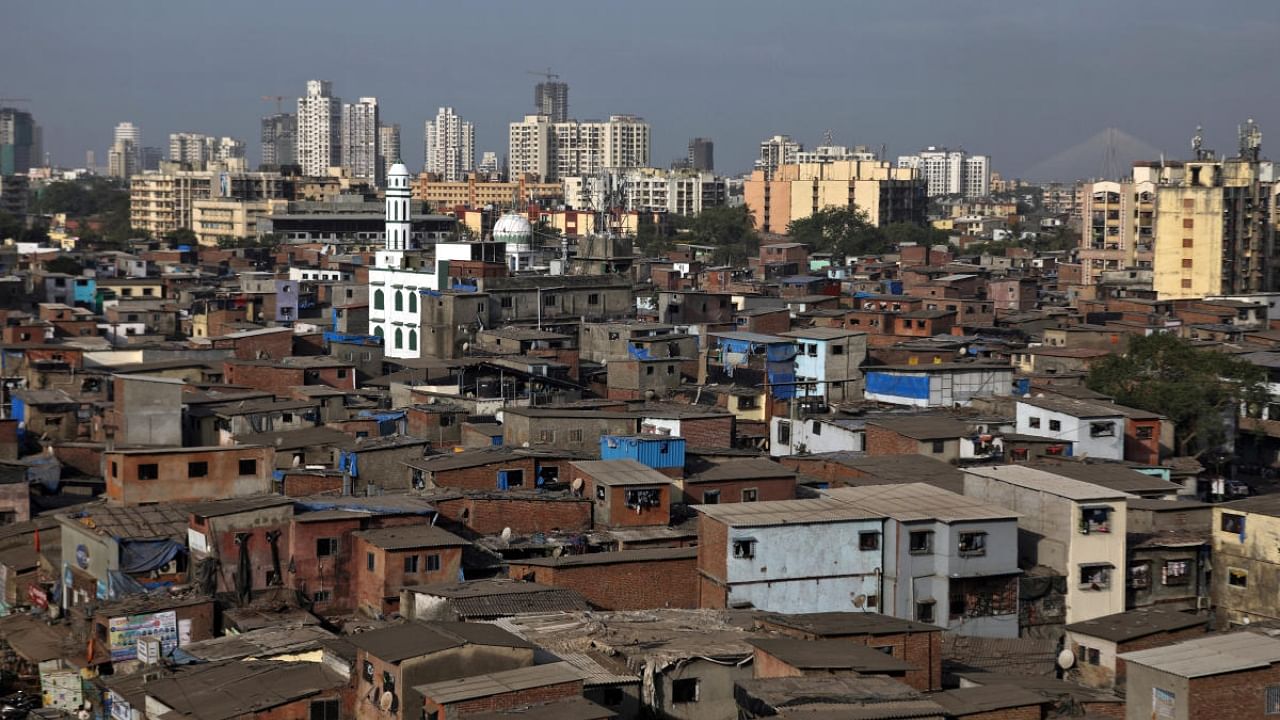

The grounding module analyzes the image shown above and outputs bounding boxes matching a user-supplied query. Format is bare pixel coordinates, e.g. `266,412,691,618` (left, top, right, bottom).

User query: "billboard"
107,610,178,661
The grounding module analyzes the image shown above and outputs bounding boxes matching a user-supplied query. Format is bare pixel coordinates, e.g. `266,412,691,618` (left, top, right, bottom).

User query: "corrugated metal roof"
697,498,881,527
352,525,469,550
570,459,673,486
414,662,583,704
822,483,1018,523
1119,631,1280,677
963,465,1132,501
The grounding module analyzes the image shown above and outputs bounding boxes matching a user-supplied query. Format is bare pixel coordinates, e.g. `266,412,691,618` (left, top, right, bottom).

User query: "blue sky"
8,0,1280,179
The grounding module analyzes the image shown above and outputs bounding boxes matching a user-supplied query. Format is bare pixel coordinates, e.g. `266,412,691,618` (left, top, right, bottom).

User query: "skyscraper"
296,80,341,176
169,132,212,163
756,135,802,178
424,107,474,182
108,123,141,179
895,147,990,197
687,137,714,172
509,114,649,182
341,96,380,185
379,124,401,181
260,113,297,168
0,107,36,175
114,122,140,146
534,80,569,123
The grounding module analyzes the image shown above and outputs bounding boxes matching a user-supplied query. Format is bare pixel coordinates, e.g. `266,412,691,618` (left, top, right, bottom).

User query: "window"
741,488,758,503
930,440,945,454
1129,562,1151,589
373,289,384,310
316,538,338,557
111,462,119,477
806,343,817,357
239,458,257,476
538,429,555,443
703,489,720,504
1163,559,1190,586
958,532,987,556
1079,564,1112,589
366,552,375,571
137,463,159,480
1221,513,1246,535
596,486,606,501
588,293,600,305
1048,419,1061,432
543,293,556,307
187,461,208,478
732,539,756,559
950,596,966,617
1229,567,1248,588
1182,237,1194,248
501,469,525,488
916,601,936,623
1266,685,1280,715
1136,425,1154,440
1080,507,1112,534
832,345,844,355
312,590,331,603
646,366,655,376
777,420,791,445
408,292,417,313
500,296,513,309
394,291,403,312
812,421,822,436
568,429,583,443
671,678,699,704
909,531,933,554
1076,645,1101,666
310,699,340,720
859,532,881,551
602,687,624,707
1089,421,1115,437
404,555,419,573
1029,416,1041,429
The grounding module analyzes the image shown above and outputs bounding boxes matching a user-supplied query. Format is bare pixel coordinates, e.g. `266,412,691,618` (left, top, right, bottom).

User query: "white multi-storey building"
110,123,141,179
296,80,341,177
794,144,876,164
379,124,401,181
564,168,727,216
341,97,380,186
424,107,474,182
216,136,245,162
756,134,802,177
114,122,140,146
896,147,991,197
508,114,649,182
169,134,245,165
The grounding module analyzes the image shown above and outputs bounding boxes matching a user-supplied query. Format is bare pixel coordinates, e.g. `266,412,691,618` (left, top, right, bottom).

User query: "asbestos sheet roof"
570,459,673,486
697,497,881,528
348,621,534,663
963,465,1133,502
1029,462,1181,496
61,502,192,541
512,547,696,568
463,697,616,720
1119,631,1280,677
352,524,470,550
405,579,590,618
749,638,914,672
1066,607,1207,644
414,661,583,704
929,685,1049,716
179,624,335,662
822,483,1018,523
684,458,796,484
144,660,346,720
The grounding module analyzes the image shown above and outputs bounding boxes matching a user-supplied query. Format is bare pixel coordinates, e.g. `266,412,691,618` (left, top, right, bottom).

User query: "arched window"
395,291,403,312
408,291,417,313
394,328,403,349
408,329,417,351
373,289,384,310
373,325,384,338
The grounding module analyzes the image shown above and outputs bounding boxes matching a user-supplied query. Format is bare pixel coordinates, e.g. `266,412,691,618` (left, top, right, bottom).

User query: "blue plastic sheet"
866,372,930,400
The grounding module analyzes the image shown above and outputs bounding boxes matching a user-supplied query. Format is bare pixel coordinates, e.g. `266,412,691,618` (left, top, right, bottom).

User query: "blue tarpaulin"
338,450,359,478
866,372,930,400
768,370,797,399
119,539,185,574
628,344,652,360
766,344,797,362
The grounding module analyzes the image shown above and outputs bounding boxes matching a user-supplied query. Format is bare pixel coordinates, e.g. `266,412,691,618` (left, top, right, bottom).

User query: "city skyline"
6,0,1280,179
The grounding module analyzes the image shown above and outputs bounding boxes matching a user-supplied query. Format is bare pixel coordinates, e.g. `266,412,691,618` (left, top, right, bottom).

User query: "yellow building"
1077,178,1156,286
742,160,925,235
1213,499,1280,625
191,198,278,246
1152,158,1273,299
412,173,563,210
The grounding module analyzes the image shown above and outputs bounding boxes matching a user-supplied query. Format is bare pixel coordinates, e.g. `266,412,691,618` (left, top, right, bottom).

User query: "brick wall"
697,516,728,589
352,537,463,617
761,621,941,692
282,472,343,497
430,458,540,492
53,444,102,476
428,680,582,719
222,361,304,395
507,553,697,610
678,416,735,447
433,496,593,536
962,707,1042,720
865,425,923,456
682,477,795,504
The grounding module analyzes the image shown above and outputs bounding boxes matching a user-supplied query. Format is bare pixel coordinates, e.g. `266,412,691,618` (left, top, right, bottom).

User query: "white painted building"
780,328,867,403
896,147,990,197
863,364,1013,408
508,114,650,182
341,96,380,185
755,135,802,177
1015,395,1125,460
296,80,341,176
769,416,864,457
697,498,886,613
424,107,474,182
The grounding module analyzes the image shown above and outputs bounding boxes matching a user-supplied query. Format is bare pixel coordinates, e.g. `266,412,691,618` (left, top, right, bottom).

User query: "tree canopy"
786,207,888,257
679,206,757,265
1086,333,1268,456
31,177,136,245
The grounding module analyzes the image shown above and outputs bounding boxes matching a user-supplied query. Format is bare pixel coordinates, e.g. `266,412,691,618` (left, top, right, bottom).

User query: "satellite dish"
292,455,301,467
379,692,394,712
501,527,512,541
571,477,584,492
1057,649,1076,669
462,342,469,351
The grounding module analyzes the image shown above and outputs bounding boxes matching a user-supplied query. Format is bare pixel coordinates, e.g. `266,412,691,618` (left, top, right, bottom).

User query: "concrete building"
1016,396,1126,460
104,445,274,505
260,112,297,168
0,106,36,175
743,159,926,234
507,114,553,181
896,147,991,197
191,198,273,247
379,123,401,180
964,465,1130,624
756,135,802,178
794,144,877,165
822,483,1022,637
534,79,569,123
1120,632,1280,720
424,107,474,182
1211,495,1280,626
130,166,284,236
697,498,885,613
297,80,342,176
412,173,563,209
779,327,867,403
341,96,380,185
1152,155,1275,299
508,114,650,182
688,137,713,172
1078,178,1157,286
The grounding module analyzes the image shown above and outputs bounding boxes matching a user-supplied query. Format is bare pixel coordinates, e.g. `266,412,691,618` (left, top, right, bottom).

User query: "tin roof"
415,661,583,704
1119,631,1280,677
1065,607,1207,643
822,483,1018,523
353,524,469,550
963,465,1133,502
570,459,673,486
697,498,881,528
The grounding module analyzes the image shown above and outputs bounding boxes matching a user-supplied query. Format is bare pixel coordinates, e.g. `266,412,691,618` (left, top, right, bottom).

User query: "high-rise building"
260,113,297,168
85,150,96,171
114,122,140,146
895,147,990,197
534,80,569,123
109,122,142,179
169,133,212,163
477,152,501,180
140,146,163,172
296,80,341,176
744,160,926,234
341,96,380,185
0,107,36,175
216,137,246,162
379,124,401,182
756,135,802,178
794,145,876,164
1078,177,1156,286
508,114,650,182
688,137,714,172
423,108,474,182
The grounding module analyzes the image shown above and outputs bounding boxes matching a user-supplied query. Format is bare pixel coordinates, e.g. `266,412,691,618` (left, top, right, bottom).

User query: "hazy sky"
8,0,1280,179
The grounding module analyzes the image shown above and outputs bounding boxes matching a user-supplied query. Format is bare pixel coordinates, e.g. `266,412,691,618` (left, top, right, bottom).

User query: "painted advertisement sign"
107,610,178,661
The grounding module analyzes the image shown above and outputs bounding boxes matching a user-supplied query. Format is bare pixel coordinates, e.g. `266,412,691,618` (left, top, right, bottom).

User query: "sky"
8,0,1280,180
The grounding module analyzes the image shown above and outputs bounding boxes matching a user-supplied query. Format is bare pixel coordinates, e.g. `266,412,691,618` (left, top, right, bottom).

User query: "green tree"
883,222,949,248
1087,333,1268,456
681,206,757,265
786,206,887,257
635,213,671,256
44,256,83,275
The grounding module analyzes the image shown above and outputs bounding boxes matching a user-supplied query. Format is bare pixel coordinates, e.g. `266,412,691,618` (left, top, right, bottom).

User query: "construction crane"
261,95,287,114
525,68,559,82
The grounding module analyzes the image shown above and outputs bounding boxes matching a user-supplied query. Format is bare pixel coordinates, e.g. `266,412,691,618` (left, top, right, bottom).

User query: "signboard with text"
108,610,177,661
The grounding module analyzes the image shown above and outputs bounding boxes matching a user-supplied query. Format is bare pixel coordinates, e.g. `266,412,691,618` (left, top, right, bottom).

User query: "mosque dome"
493,213,533,247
